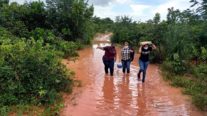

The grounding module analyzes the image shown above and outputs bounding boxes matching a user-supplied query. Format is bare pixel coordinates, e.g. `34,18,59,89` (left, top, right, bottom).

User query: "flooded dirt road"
61,34,206,116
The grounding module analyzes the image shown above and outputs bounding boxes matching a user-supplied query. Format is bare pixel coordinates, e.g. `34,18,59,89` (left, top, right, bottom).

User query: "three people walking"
98,41,156,83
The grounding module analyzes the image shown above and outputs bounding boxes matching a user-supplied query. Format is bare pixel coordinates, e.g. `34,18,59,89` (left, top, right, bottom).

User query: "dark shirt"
139,47,152,62
103,46,116,61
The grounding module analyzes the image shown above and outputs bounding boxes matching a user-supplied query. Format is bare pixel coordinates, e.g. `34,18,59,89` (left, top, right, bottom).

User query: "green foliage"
193,94,207,111
93,17,114,33
0,106,9,116
193,64,207,81
53,40,81,58
162,60,187,75
162,69,207,111
111,16,140,47
30,28,56,43
46,0,94,42
0,2,29,37
0,0,92,114
0,39,73,106
30,28,81,58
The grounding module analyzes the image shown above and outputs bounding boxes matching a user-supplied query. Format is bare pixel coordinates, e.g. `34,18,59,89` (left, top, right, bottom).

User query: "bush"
30,28,82,58
193,94,207,111
0,39,73,106
52,40,81,58
30,28,57,44
162,60,187,75
193,64,207,81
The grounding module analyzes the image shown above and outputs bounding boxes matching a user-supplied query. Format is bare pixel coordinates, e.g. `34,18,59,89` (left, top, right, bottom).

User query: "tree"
153,13,160,24
167,7,181,24
191,0,207,20
0,0,9,7
46,0,94,42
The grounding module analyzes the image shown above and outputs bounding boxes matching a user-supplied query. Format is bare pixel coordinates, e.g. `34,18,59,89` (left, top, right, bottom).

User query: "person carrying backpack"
121,42,134,74
97,43,117,76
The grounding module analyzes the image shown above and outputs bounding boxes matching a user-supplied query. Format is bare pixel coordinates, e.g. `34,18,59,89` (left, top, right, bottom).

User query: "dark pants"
122,60,131,73
138,60,149,82
103,59,115,76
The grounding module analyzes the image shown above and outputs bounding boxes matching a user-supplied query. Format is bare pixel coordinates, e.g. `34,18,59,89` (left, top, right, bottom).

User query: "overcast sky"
10,0,196,21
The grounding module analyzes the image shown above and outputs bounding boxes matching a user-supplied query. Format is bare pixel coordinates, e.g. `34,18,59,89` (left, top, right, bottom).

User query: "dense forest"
0,0,206,115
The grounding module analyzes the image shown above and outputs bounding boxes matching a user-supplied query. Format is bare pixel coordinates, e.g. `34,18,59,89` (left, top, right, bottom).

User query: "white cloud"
152,0,192,20
130,4,151,15
93,0,194,21
115,0,132,4
93,5,114,18
89,0,115,6
10,0,41,4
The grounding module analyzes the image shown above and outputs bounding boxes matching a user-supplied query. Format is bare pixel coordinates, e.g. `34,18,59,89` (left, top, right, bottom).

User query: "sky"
10,0,196,21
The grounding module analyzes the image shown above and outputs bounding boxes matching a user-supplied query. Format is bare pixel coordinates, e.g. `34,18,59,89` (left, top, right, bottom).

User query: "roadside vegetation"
0,0,94,115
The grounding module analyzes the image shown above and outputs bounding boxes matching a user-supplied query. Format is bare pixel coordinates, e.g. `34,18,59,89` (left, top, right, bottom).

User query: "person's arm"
97,46,104,51
138,45,142,54
152,44,157,50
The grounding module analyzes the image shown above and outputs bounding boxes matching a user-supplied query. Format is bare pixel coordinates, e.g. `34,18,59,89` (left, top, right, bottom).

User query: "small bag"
117,63,122,68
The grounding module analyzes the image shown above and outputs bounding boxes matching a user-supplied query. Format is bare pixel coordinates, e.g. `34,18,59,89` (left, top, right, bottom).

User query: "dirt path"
61,34,206,116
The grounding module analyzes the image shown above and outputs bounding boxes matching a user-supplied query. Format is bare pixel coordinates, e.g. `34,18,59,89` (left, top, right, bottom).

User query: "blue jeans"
122,60,131,73
103,59,115,76
138,60,149,82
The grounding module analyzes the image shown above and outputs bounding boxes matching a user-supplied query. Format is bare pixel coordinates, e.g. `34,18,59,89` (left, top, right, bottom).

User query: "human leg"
109,60,115,76
103,60,109,74
126,60,131,73
122,60,127,73
138,60,144,79
142,61,149,82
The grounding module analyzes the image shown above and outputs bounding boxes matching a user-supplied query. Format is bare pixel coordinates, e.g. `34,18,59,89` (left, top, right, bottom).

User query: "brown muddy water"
61,34,206,116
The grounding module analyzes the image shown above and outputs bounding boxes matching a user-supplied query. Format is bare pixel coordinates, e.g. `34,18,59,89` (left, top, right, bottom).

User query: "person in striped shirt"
121,42,134,74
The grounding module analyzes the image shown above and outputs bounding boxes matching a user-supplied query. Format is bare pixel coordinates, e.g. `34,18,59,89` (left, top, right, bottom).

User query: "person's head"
143,44,149,49
124,42,129,46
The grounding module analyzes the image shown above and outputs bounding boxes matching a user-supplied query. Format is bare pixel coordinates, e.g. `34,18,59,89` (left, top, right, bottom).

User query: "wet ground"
61,34,206,116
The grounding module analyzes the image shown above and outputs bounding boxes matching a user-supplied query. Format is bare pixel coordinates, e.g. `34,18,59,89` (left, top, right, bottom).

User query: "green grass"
161,64,207,111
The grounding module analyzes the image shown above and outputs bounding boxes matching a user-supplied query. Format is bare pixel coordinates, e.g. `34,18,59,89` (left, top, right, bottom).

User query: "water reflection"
102,77,115,110
137,84,148,116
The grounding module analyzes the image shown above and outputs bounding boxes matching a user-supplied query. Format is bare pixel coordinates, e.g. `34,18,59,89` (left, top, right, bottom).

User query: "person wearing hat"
138,42,156,83
97,43,117,76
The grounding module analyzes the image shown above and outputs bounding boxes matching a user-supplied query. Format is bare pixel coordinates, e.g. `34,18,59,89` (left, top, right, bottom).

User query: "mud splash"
61,34,206,116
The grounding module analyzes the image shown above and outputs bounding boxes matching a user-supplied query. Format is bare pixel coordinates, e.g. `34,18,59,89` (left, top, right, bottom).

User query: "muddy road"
61,34,205,116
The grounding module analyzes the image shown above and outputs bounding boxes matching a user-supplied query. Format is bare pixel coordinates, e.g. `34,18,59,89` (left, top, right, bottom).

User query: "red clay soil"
61,34,206,116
